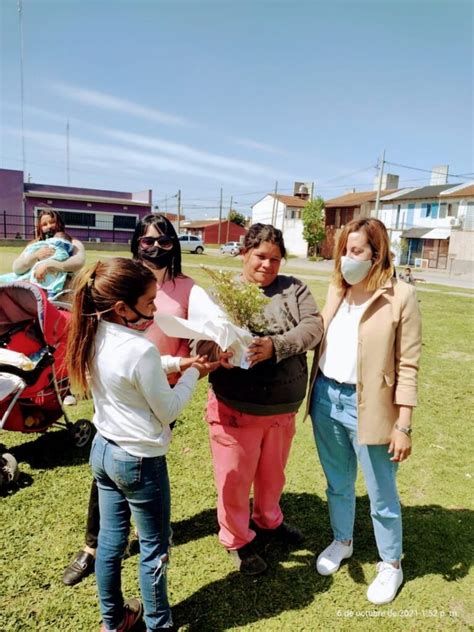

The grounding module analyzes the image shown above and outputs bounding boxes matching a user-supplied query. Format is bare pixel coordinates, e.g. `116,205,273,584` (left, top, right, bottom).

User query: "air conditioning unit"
449,217,462,228
414,258,429,269
88,237,101,243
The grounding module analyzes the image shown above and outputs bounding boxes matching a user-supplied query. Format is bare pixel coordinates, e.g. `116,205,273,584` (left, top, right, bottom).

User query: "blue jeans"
90,433,173,631
310,374,402,562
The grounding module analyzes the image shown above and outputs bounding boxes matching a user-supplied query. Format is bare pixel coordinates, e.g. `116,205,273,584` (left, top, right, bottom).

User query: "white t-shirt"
319,299,369,385
90,320,199,457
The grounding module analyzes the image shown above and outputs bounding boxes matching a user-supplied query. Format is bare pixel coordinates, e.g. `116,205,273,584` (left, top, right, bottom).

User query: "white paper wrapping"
155,285,253,369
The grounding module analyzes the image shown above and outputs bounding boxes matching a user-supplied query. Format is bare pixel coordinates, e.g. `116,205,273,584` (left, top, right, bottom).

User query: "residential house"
439,183,474,274
180,219,247,244
322,187,398,258
251,183,311,256
379,183,462,269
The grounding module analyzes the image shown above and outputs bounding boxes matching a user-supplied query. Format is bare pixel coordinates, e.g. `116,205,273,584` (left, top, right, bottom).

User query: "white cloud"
101,128,290,179
230,137,287,155
5,127,251,185
53,82,192,127
8,102,291,180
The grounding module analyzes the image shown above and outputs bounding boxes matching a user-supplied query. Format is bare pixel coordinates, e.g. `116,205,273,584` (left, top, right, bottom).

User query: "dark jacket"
208,275,323,415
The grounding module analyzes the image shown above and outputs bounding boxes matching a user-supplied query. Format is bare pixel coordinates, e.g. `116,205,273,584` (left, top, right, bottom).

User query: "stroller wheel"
71,419,94,448
0,452,20,488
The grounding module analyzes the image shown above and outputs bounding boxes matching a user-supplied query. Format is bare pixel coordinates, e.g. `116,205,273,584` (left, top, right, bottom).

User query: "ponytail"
66,257,156,398
67,262,101,398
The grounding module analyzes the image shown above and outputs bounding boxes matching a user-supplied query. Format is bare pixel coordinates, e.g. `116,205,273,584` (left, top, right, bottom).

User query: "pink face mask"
122,306,154,332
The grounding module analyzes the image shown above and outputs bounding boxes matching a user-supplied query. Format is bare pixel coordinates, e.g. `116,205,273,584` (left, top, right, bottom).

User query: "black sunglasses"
139,235,174,250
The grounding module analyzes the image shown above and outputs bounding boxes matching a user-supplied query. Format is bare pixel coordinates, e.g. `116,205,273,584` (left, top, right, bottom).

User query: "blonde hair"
66,257,156,397
333,218,394,291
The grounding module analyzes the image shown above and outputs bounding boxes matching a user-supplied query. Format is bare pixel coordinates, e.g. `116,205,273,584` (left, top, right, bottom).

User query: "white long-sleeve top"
319,299,369,385
90,320,199,457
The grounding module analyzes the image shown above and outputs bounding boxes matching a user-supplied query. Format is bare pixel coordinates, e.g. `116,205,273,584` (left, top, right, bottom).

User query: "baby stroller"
0,282,93,487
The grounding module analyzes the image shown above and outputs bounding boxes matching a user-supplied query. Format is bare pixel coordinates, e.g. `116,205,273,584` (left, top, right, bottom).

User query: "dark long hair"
67,257,156,397
34,209,71,242
130,213,183,280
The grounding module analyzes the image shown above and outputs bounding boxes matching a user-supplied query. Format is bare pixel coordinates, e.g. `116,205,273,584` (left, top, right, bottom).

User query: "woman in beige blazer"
308,218,421,605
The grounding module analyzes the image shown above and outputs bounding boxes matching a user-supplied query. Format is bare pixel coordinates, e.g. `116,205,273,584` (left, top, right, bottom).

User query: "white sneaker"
367,562,403,605
63,395,77,406
316,540,353,576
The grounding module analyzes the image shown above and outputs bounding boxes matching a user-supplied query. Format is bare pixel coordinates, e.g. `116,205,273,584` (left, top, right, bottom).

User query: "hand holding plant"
202,266,270,334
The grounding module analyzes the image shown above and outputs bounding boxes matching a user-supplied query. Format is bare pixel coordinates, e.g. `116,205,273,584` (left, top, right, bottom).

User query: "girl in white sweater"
67,258,214,632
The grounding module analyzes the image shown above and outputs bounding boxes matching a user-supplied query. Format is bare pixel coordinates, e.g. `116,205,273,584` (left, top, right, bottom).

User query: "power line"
384,161,468,179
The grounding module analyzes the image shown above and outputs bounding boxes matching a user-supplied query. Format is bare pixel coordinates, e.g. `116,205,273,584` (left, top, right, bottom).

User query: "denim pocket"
113,453,142,490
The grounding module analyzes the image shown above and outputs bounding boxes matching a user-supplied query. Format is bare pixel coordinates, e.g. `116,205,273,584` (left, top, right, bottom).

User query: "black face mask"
139,247,174,270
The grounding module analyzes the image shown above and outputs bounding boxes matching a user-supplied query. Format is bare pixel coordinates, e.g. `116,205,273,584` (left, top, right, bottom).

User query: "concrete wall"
448,230,474,274
0,169,25,237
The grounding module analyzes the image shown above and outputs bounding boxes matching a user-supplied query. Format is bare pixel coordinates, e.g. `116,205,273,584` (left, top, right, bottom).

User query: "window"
395,205,401,229
447,203,458,217
439,203,447,219
179,236,188,241
190,236,200,241
60,210,95,227
421,203,432,218
113,215,137,230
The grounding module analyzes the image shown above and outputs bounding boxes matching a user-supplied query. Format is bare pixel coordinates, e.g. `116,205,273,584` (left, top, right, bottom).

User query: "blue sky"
1,0,472,218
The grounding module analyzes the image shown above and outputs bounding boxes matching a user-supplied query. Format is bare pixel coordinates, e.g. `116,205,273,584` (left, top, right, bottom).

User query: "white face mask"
341,255,372,285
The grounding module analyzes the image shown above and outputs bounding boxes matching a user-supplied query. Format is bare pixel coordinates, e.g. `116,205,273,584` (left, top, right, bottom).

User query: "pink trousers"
206,391,296,550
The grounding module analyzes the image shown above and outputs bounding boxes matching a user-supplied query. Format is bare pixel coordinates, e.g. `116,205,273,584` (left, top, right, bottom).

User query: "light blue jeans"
310,374,402,562
90,432,173,631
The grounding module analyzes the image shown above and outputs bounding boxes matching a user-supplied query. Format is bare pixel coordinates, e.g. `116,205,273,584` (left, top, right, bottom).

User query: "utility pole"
271,180,278,225
226,195,233,242
217,188,223,246
17,0,27,237
66,120,70,185
176,189,181,233
374,149,385,219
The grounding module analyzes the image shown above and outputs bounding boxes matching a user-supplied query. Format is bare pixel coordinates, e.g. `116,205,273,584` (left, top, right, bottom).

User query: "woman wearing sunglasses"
63,214,203,588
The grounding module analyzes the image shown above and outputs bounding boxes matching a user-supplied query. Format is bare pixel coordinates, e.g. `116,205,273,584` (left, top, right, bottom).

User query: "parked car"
220,241,242,256
178,234,205,254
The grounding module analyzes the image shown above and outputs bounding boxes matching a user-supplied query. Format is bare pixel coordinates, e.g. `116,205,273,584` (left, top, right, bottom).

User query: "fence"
1,211,137,244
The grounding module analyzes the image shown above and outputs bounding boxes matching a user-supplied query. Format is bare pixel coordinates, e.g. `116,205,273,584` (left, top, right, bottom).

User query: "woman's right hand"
34,246,55,261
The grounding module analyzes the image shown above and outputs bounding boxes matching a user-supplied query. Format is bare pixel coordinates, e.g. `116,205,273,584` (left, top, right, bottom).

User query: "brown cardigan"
305,278,422,445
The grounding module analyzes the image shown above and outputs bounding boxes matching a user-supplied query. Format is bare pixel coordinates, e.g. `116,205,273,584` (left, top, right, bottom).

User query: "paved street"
204,249,474,291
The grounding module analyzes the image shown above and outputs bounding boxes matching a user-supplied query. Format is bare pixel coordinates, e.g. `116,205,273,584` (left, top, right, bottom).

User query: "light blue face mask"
341,255,373,285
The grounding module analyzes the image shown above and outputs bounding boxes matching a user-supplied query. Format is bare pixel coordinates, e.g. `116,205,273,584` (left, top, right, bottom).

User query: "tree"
302,196,326,256
229,210,246,227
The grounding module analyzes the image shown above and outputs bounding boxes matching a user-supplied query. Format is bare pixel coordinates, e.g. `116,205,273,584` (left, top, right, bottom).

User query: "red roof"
272,194,308,208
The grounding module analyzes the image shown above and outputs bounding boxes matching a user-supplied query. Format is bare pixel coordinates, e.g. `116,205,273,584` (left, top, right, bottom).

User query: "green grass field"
0,247,473,631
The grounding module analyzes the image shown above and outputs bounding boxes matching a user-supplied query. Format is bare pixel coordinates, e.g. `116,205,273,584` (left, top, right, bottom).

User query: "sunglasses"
139,235,174,250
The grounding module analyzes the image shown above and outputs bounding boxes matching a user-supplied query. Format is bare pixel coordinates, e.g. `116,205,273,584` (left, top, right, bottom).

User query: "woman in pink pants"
200,223,323,575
